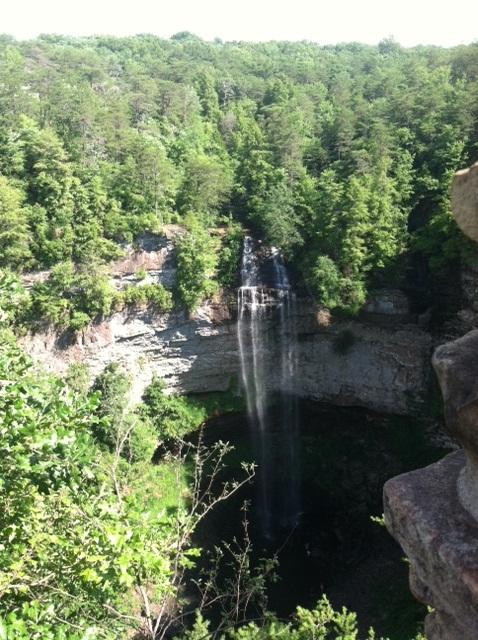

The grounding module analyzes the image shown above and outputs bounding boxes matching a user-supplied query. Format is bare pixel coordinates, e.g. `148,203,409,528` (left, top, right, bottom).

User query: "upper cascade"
240,236,260,289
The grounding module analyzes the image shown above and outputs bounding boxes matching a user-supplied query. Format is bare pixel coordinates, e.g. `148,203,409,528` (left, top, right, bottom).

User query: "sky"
2,0,477,47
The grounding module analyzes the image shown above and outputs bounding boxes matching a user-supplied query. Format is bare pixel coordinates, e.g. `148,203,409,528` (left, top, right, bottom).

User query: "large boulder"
452,162,478,243
433,331,478,520
384,451,478,640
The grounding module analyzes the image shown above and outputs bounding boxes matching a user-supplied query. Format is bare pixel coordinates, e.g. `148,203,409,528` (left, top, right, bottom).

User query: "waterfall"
237,237,300,538
272,248,300,530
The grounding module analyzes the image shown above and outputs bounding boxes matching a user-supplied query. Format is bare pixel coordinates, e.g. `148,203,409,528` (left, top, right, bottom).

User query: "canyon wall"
21,236,432,414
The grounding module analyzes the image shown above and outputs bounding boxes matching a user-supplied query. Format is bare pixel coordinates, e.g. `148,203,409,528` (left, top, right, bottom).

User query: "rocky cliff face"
21,236,432,414
22,303,239,404
295,301,431,414
384,161,478,640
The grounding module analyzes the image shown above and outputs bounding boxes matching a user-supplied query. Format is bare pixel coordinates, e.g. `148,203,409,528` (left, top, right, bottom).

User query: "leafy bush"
124,414,158,463
217,221,244,288
119,282,173,312
29,262,117,330
175,217,220,312
135,267,147,281
0,269,30,326
65,362,91,395
181,595,426,639
141,377,206,441
92,363,159,463
0,335,198,638
305,255,344,310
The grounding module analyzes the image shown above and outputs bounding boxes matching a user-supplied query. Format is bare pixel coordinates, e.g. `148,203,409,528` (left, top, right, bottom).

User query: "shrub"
141,377,206,441
65,362,91,395
75,269,117,318
124,415,158,463
217,221,244,288
68,310,91,330
175,217,219,312
135,267,147,281
29,262,117,330
0,269,30,326
119,283,173,312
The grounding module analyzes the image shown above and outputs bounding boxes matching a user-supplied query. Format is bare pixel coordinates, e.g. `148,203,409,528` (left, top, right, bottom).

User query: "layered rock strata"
22,292,431,414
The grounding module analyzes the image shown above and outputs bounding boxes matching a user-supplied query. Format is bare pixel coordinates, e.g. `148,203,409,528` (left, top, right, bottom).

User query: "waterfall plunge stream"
237,237,300,539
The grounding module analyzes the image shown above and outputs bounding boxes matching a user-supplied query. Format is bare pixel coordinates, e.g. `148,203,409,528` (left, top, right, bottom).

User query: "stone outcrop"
385,162,478,639
20,230,433,413
452,162,478,243
433,331,478,521
384,450,478,640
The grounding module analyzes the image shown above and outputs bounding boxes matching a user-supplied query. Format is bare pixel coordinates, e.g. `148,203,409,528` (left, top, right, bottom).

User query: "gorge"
16,227,458,638
20,232,433,416
1,33,478,640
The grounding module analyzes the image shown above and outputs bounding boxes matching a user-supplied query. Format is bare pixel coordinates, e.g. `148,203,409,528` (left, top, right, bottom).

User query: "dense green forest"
0,34,477,318
0,32,477,638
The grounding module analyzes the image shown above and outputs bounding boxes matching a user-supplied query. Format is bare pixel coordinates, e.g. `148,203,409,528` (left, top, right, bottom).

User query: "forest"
0,32,477,638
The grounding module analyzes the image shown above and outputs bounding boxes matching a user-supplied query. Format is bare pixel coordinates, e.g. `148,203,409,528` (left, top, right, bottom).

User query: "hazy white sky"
2,0,477,47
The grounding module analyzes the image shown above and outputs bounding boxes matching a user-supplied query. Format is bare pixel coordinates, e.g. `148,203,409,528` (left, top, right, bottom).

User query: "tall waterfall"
237,237,300,539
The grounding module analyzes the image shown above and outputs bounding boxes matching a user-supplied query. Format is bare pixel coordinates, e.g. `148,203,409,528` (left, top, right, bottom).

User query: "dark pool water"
188,400,449,639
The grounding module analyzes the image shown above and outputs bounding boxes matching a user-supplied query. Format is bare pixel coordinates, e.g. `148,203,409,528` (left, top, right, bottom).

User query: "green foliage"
0,35,475,317
0,176,32,270
135,267,147,281
175,218,220,311
124,415,158,464
29,262,117,329
0,332,124,633
181,595,390,639
141,378,245,443
91,362,131,447
0,269,30,326
217,221,244,288
186,387,246,419
177,152,233,219
65,362,91,395
91,363,159,463
0,333,201,638
305,255,344,311
118,282,173,312
141,377,206,441
0,33,475,637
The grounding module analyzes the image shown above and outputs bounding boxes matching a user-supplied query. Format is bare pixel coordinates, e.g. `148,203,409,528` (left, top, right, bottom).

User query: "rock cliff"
384,162,478,639
21,236,432,414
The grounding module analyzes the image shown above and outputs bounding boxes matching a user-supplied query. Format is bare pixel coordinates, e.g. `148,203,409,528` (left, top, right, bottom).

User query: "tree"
14,117,75,265
0,176,32,269
177,152,233,220
175,217,220,311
